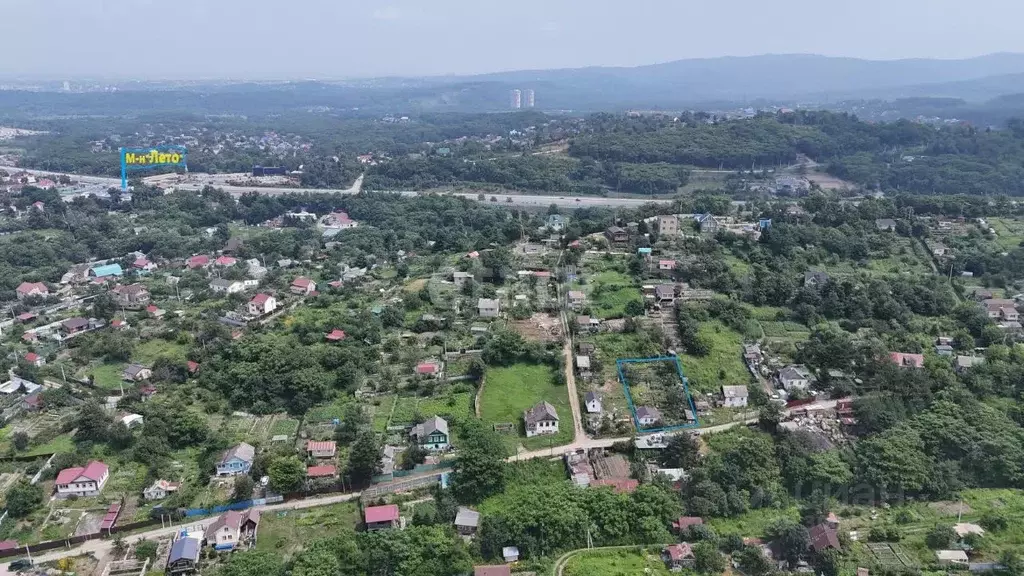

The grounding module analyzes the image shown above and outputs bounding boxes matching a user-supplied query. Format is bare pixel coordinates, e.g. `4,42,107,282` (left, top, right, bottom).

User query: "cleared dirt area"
929,500,972,515
806,170,856,190
511,313,563,342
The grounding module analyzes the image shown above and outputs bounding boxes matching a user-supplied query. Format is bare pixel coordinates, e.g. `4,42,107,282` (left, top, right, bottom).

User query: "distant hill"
449,53,1024,108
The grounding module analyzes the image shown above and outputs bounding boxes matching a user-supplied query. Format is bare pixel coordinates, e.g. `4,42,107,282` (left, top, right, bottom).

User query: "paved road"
1,491,363,574
508,397,840,462
0,165,670,209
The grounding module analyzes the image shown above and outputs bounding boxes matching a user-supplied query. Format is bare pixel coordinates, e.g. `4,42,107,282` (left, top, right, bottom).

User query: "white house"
453,271,473,288
55,461,109,497
216,443,255,477
567,290,586,310
524,402,559,437
143,479,180,500
778,365,812,390
721,385,749,408
210,279,245,294
248,294,277,316
478,298,500,318
636,406,662,427
584,392,602,414
206,509,260,549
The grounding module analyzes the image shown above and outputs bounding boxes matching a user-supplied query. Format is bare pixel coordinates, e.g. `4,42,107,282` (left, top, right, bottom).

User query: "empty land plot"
86,362,127,390
677,321,751,394
255,502,359,557
620,359,693,430
562,548,673,576
480,363,571,450
587,271,641,319
511,313,563,342
371,395,397,432
134,338,187,364
269,417,300,439
988,218,1024,250
391,392,474,426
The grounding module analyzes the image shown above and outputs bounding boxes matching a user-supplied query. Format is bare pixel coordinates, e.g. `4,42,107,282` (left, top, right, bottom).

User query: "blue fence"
616,356,699,433
183,495,284,517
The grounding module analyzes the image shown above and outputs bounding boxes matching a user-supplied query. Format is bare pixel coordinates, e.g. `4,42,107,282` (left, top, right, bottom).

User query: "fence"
392,461,451,479
183,495,284,518
361,472,446,501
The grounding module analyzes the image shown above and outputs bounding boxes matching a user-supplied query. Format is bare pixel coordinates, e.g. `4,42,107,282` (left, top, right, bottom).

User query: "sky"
3,0,1024,80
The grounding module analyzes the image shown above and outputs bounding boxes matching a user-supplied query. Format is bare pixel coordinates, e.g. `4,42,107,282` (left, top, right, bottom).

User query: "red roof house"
186,255,210,269
672,516,705,533
24,352,44,367
16,282,48,299
591,478,639,494
290,277,316,295
0,540,18,551
55,461,109,497
16,312,36,322
889,352,924,369
187,361,200,374
326,329,346,342
364,504,400,530
306,465,337,478
306,440,337,458
415,362,441,375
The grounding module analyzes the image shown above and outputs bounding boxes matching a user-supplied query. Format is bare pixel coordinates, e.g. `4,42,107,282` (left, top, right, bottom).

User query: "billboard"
119,146,188,190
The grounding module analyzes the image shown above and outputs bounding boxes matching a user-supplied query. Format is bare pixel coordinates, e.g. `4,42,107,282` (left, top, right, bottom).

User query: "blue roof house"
166,537,201,574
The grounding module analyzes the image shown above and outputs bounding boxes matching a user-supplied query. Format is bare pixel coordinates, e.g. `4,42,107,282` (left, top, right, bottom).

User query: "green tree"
694,541,726,574
767,519,809,568
452,420,508,503
807,450,853,491
232,475,256,502
11,431,29,452
925,524,955,549
659,433,700,469
134,539,158,561
735,544,775,576
220,550,284,576
5,481,42,518
814,548,842,576
346,432,381,487
624,300,645,317
268,456,306,493
856,427,932,495
335,404,369,443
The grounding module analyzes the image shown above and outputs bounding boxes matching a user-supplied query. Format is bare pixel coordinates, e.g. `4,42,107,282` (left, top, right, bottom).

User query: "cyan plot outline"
616,355,699,433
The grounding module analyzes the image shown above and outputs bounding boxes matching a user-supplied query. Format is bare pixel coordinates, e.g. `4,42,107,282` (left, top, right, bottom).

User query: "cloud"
371,6,404,20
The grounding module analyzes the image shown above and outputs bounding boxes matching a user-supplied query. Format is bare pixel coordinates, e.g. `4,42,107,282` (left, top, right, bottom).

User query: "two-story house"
166,537,201,575
584,391,603,414
55,461,109,497
206,509,260,549
657,215,679,237
290,277,316,295
605,226,628,243
15,281,48,300
248,294,277,316
216,443,255,477
123,364,153,382
453,271,474,288
112,284,151,309
524,402,559,437
567,290,586,310
409,416,450,451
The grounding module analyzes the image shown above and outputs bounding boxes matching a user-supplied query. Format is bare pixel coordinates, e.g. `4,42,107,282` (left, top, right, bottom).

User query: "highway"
0,165,673,209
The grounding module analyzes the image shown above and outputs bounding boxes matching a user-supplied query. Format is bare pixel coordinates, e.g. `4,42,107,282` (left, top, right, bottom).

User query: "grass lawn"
255,502,359,557
88,362,127,390
708,506,800,537
481,363,572,451
587,271,641,319
269,418,300,438
562,548,673,576
391,392,474,426
678,321,751,394
371,395,397,433
134,338,187,364
26,434,74,456
988,218,1024,250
